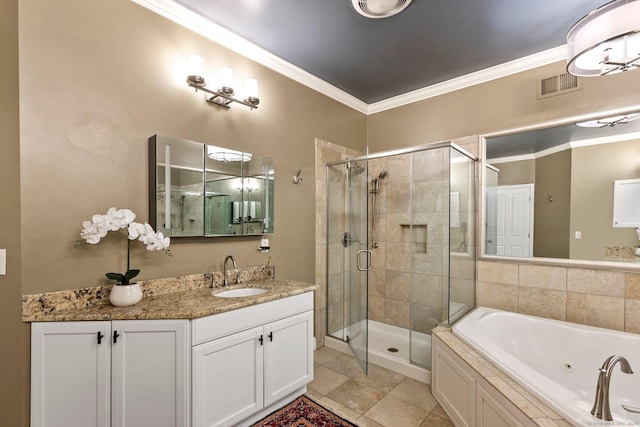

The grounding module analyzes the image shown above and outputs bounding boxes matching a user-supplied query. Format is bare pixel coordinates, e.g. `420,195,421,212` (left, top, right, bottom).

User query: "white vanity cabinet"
31,319,189,427
191,292,314,427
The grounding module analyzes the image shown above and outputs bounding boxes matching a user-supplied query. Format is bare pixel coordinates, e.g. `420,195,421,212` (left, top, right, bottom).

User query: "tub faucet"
591,355,633,421
223,255,237,286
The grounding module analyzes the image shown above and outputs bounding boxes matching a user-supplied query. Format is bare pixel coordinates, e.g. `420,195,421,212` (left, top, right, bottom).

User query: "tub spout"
591,355,633,421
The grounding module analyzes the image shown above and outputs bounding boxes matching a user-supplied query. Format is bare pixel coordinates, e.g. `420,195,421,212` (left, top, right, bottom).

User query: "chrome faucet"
591,355,633,421
223,255,237,286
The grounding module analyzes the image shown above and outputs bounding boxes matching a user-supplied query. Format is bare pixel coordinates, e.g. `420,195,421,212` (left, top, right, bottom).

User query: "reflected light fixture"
351,0,412,18
207,145,252,163
186,54,260,110
576,112,640,127
567,0,640,76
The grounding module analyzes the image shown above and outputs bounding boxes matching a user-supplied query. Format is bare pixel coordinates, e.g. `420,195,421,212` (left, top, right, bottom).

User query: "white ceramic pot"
109,283,143,307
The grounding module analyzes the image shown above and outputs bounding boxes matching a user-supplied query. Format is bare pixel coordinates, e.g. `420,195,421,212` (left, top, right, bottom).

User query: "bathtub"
453,307,640,426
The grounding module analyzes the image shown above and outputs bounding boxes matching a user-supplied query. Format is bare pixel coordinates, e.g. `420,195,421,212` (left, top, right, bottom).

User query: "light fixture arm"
187,80,259,110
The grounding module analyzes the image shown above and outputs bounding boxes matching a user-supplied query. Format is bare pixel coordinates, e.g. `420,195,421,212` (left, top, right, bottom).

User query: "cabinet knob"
97,331,104,344
258,335,263,345
113,330,120,344
268,332,273,342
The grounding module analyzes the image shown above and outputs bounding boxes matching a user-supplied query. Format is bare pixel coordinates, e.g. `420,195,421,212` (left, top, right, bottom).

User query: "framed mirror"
482,106,640,266
149,135,274,237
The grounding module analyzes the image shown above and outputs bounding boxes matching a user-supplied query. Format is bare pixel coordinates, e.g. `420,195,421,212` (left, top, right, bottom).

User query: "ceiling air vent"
537,72,582,99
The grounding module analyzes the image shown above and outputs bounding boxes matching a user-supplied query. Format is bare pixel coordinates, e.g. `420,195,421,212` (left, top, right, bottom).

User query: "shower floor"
324,303,470,384
325,320,431,384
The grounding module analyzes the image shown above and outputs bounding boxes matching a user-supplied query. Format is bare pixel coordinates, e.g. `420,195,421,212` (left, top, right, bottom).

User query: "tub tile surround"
433,327,572,427
22,267,316,321
477,260,640,332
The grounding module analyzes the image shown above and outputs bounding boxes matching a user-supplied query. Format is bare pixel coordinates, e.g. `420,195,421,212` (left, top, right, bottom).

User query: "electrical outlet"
0,249,5,275
575,231,582,239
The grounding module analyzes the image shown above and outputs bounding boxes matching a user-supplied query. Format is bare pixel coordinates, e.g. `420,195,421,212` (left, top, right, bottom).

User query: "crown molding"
131,0,370,114
132,0,566,116
367,46,567,114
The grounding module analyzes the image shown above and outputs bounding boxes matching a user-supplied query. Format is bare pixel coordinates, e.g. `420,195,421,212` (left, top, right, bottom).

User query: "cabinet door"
31,321,111,427
477,383,527,427
264,310,314,406
111,320,189,427
433,340,476,427
192,326,264,427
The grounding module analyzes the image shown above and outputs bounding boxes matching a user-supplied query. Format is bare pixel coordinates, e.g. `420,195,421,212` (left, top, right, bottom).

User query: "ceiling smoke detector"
352,0,413,18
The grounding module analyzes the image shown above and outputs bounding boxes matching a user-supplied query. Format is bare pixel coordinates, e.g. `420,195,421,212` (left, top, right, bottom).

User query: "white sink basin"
213,288,269,298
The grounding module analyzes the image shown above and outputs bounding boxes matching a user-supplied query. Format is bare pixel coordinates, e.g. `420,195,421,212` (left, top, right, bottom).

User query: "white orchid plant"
76,207,171,285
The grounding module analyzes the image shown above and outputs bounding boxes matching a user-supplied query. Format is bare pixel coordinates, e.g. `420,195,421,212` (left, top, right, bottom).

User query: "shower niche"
325,142,476,375
149,135,274,237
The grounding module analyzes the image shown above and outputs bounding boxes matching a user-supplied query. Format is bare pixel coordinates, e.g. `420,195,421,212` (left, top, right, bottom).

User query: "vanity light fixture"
186,54,260,110
576,112,640,127
567,0,640,77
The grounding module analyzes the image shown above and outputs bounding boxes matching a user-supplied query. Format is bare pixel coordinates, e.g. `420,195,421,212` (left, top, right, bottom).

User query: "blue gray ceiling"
176,0,605,103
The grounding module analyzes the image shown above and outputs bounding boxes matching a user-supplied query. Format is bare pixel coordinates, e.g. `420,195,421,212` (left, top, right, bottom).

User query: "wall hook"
547,194,554,203
293,169,303,184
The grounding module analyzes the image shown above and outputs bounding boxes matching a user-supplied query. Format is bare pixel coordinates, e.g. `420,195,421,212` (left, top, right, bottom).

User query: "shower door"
345,150,370,373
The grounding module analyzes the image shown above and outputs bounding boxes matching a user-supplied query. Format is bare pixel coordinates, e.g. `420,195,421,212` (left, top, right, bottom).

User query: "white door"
263,311,314,406
111,320,190,427
192,327,264,427
31,321,111,427
486,185,533,257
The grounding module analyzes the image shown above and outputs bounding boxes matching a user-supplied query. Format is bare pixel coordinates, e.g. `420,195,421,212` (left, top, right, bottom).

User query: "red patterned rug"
251,395,358,427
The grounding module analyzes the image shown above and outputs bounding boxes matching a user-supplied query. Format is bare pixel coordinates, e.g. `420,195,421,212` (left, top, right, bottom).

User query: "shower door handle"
357,249,372,271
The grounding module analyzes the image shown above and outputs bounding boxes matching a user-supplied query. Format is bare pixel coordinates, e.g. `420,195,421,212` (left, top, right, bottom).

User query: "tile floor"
305,346,454,427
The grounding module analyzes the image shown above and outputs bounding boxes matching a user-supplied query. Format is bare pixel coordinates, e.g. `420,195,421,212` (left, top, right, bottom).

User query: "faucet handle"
623,405,640,414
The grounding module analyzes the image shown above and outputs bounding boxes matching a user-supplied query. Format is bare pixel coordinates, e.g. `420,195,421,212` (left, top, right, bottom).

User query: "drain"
387,347,399,353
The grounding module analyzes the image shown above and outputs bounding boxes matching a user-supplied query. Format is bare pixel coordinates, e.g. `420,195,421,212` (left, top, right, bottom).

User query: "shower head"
348,162,366,176
378,171,388,179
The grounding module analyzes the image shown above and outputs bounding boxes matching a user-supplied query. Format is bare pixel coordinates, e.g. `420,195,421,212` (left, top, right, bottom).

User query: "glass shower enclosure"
326,142,476,372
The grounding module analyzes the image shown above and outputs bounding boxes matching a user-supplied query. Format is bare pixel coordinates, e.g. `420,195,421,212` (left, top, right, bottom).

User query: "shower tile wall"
315,136,479,348
369,150,451,334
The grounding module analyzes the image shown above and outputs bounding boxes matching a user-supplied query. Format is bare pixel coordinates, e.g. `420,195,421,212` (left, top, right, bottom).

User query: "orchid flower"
76,207,171,285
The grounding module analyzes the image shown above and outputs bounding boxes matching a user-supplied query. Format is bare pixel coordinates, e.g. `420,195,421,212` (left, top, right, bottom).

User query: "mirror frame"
479,103,640,272
148,134,274,238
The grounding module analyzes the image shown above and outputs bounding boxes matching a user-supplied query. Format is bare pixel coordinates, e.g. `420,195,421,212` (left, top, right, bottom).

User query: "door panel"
346,148,369,373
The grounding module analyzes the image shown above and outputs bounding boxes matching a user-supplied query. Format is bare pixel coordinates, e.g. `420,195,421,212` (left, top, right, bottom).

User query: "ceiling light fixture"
186,54,260,110
567,0,640,77
576,112,640,127
351,0,412,19
207,145,252,163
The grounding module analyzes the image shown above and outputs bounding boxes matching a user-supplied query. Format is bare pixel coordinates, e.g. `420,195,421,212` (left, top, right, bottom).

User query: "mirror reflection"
149,135,274,237
484,110,640,263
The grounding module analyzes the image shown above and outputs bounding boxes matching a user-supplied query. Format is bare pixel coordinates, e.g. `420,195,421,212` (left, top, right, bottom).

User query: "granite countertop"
22,268,316,322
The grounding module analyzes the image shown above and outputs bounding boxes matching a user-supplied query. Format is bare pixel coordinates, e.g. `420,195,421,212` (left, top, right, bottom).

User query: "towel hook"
293,169,303,184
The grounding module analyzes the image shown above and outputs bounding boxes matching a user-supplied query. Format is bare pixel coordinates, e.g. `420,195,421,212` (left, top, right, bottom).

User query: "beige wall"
571,139,640,260
367,61,640,152
534,150,571,259
1,0,28,425
493,159,535,186
19,0,366,295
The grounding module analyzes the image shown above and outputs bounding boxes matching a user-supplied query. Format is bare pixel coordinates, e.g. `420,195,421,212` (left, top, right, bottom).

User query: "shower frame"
325,141,477,373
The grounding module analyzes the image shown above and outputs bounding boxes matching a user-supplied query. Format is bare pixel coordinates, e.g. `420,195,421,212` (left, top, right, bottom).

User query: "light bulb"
244,78,259,99
218,66,234,91
186,54,206,87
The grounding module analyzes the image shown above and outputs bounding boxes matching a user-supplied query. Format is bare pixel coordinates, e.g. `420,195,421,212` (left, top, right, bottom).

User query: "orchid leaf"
124,269,140,281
